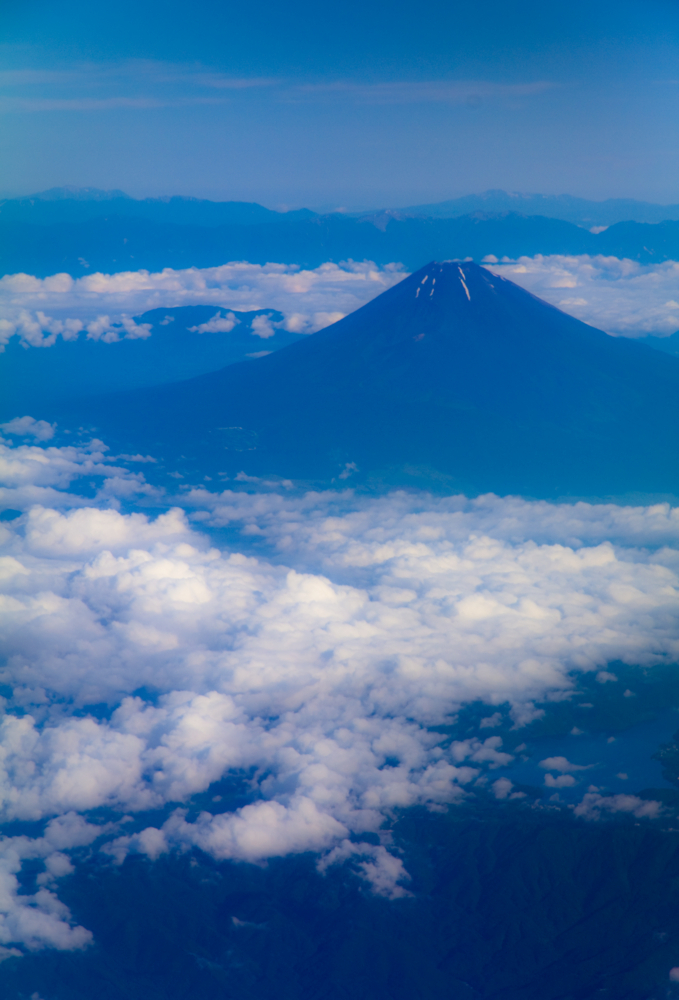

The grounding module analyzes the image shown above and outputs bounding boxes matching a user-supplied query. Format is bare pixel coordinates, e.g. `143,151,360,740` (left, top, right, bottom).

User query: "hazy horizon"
7,184,679,212
2,0,679,206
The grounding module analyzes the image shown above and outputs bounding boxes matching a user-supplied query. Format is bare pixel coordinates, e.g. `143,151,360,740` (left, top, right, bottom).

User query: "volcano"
51,261,679,498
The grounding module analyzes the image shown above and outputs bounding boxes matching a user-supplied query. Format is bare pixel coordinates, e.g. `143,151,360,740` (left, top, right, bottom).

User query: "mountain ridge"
399,189,679,227
3,212,679,279
10,186,679,228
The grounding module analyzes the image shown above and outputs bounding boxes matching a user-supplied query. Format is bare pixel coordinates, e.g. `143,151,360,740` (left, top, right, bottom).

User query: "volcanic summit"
53,261,679,497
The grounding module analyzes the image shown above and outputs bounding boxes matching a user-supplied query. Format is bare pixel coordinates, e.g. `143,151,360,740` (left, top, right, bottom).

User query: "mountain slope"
50,262,679,499
0,307,307,414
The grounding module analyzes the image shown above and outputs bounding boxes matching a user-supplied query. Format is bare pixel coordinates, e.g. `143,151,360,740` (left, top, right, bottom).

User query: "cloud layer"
2,256,678,351
0,262,405,349
486,255,679,337
0,430,678,950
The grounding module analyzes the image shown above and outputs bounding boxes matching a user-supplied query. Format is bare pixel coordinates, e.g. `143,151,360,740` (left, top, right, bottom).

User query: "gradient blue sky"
1,0,679,208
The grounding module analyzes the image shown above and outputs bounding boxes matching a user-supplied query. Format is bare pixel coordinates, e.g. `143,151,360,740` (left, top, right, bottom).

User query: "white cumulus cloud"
0,416,56,441
2,256,678,351
485,255,679,337
0,433,677,951
0,262,406,350
188,311,239,334
0,436,163,512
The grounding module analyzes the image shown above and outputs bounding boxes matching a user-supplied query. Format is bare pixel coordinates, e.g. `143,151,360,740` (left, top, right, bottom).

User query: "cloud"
486,256,679,337
0,433,678,948
544,774,577,788
0,436,163,512
84,315,152,342
183,486,679,553
290,79,555,106
0,812,114,953
3,257,678,353
491,777,525,800
0,60,552,116
538,756,592,772
0,96,235,113
250,314,277,339
0,262,405,350
317,839,411,898
188,311,239,334
0,59,281,116
0,306,151,350
573,793,662,821
1,416,55,441
0,309,83,349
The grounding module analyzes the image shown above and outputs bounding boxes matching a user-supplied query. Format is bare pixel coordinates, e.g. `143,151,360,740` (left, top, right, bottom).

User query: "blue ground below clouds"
4,664,679,999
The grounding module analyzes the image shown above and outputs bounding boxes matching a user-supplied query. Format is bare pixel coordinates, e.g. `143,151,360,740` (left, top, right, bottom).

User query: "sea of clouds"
485,255,679,338
1,255,678,350
0,261,406,348
1,423,679,954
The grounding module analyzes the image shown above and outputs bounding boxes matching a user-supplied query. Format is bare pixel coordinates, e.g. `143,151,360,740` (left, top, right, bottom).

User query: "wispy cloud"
0,59,555,114
0,96,236,113
0,60,284,114
0,61,281,91
288,79,556,105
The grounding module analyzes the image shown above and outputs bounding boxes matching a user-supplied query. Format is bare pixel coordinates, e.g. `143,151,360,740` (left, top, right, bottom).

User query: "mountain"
7,187,679,229
3,804,679,1000
3,212,679,279
27,186,133,202
639,330,679,357
48,261,679,500
0,192,316,228
0,307,307,416
400,190,679,227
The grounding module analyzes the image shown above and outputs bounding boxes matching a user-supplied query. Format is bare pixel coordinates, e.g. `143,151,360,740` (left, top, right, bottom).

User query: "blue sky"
1,0,679,207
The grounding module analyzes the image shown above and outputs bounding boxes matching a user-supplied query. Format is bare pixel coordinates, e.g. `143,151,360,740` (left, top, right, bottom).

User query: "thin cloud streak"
0,58,557,114
0,96,235,113
289,79,557,105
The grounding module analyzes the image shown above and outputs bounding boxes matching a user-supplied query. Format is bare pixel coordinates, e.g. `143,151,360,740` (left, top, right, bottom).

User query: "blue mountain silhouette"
48,261,679,499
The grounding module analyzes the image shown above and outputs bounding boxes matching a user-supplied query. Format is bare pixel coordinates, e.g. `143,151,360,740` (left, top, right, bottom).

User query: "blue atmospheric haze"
1,0,679,206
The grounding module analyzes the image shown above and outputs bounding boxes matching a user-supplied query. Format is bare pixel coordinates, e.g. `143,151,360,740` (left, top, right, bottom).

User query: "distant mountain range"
3,187,679,278
400,189,679,227
2,211,679,278
0,189,316,228
5,186,679,228
44,262,679,500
